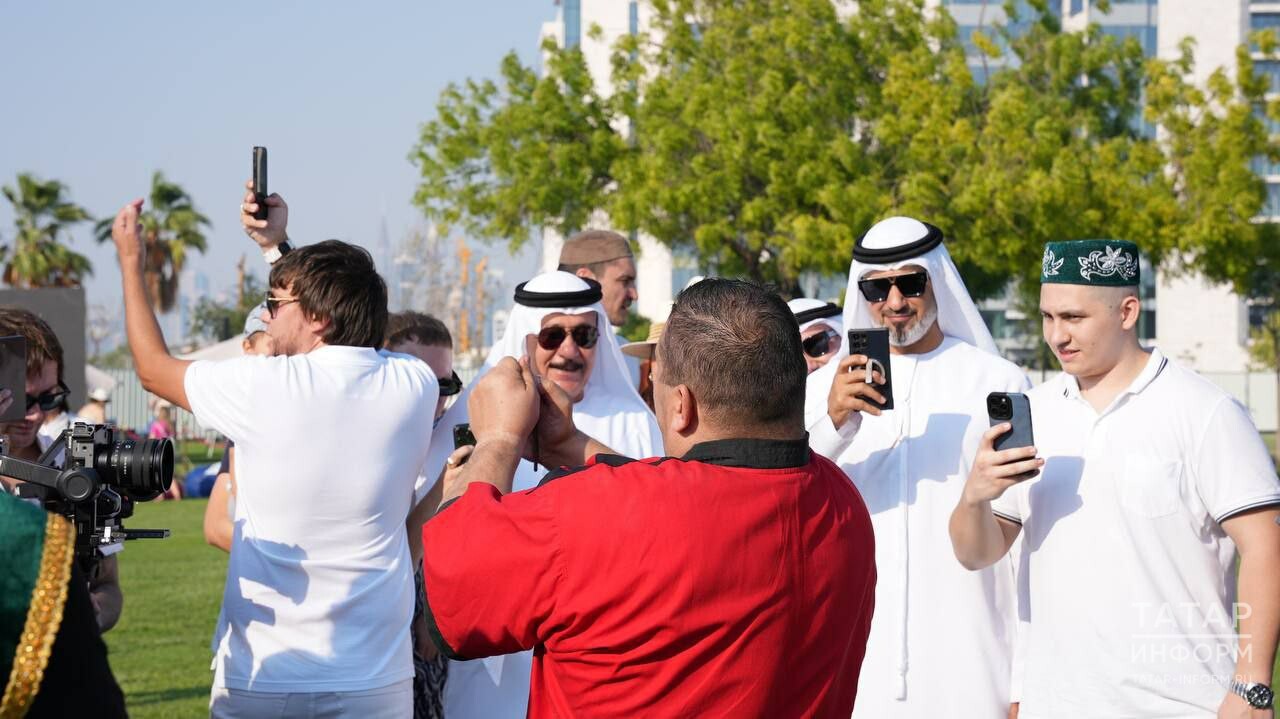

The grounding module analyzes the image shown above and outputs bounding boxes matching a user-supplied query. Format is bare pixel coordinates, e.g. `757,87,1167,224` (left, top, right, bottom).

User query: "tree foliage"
95,171,210,313
1,173,93,288
412,0,1280,301
189,273,266,343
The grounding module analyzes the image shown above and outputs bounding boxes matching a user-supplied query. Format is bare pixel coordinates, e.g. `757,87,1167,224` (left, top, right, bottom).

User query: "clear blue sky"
0,1,554,335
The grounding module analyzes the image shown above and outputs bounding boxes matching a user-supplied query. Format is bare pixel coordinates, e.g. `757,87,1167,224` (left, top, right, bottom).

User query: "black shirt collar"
680,436,810,469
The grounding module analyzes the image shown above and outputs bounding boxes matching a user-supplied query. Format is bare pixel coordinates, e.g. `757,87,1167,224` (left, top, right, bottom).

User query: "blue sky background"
0,2,554,341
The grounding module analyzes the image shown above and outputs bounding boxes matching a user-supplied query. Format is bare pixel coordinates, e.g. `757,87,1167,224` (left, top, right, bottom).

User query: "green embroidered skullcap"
1041,240,1140,287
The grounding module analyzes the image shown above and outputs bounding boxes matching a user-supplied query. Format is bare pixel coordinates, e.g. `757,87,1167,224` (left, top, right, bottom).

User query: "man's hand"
827,354,888,428
240,180,289,250
110,199,146,271
961,424,1042,506
468,357,539,449
1218,691,1272,718
533,369,579,462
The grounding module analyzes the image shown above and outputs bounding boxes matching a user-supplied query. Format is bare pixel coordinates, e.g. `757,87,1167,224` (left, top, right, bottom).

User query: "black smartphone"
252,146,268,221
847,328,893,411
987,392,1034,451
0,335,26,422
453,423,476,450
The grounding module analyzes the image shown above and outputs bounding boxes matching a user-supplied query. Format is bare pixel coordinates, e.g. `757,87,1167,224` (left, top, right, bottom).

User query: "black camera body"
2,422,173,570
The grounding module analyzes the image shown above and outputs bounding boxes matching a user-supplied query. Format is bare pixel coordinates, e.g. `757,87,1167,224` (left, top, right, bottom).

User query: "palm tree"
1,174,94,287
96,171,210,313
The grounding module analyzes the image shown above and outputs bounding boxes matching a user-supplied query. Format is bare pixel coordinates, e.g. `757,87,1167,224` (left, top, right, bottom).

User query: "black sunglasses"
537,325,599,351
857,271,928,303
802,329,841,359
264,294,300,319
26,382,69,412
438,371,463,397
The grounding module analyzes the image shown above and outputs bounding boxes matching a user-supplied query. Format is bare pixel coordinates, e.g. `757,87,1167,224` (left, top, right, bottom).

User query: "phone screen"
0,335,27,422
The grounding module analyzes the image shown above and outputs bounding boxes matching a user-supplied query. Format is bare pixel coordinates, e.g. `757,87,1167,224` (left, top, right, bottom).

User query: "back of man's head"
269,240,388,349
0,306,63,382
384,311,453,349
659,279,806,433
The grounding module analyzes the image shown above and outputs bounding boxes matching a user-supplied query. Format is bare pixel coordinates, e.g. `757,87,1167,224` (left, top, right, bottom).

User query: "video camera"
1,422,173,571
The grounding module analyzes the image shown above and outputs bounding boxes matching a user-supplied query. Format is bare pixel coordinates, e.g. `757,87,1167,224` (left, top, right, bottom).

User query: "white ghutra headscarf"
803,216,998,428
421,271,662,501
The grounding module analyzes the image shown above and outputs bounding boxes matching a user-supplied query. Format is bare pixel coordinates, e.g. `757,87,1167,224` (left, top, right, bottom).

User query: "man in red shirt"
422,279,876,717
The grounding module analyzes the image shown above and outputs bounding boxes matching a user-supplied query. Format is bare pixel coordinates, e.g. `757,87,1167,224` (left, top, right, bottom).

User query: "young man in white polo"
951,239,1280,718
109,192,438,718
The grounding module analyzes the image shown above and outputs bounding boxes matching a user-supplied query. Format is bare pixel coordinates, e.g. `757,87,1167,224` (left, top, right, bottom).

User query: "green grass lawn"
105,499,226,718
104,495,1280,717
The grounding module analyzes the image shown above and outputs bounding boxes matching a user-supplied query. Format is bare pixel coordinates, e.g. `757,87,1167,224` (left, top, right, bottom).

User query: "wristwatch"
1229,679,1274,709
262,239,293,265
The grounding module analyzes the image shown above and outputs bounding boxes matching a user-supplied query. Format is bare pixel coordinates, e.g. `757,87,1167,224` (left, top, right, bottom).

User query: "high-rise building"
539,0,1268,372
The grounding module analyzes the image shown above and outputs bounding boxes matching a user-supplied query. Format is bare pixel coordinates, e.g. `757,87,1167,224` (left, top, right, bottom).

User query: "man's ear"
1119,294,1142,331
574,267,597,282
306,311,331,338
668,384,697,435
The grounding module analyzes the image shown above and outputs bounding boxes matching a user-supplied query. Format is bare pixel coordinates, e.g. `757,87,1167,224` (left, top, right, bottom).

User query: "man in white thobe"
805,216,1028,718
420,270,663,719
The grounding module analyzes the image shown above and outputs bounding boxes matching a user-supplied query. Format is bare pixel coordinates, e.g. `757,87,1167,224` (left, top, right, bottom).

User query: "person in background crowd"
952,239,1280,718
383,309,463,719
75,387,111,425
147,401,174,439
804,217,1029,718
0,306,125,635
558,230,641,384
620,321,665,412
787,297,844,375
422,278,877,718
203,303,275,552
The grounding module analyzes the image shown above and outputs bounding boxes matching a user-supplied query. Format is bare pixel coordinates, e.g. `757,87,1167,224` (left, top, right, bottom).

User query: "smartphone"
0,336,26,422
252,146,268,221
987,392,1034,451
453,423,476,449
847,328,894,411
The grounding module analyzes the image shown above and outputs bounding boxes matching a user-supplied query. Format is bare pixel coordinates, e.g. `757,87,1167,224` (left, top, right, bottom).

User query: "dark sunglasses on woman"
857,271,928,303
536,325,599,350
802,329,841,359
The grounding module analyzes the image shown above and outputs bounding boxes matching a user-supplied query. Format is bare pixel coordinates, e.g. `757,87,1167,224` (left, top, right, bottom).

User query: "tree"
1,173,93,287
95,171,210,313
189,272,266,343
411,0,1278,300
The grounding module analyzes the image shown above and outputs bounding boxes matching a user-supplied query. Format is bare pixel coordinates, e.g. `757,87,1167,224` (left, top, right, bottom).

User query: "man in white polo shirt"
951,239,1280,718
108,195,438,718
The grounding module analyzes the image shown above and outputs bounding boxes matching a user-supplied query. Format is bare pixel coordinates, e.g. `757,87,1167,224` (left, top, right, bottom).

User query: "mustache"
881,309,915,318
549,359,585,372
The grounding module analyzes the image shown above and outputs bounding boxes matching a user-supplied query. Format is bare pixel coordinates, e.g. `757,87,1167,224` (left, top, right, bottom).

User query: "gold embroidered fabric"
0,513,74,718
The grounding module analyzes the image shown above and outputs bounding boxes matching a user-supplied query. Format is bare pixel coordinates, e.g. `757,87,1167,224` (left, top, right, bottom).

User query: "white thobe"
808,336,1028,718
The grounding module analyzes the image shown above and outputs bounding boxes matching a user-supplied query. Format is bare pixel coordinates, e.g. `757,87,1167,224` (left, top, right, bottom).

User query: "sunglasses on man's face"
536,324,599,351
802,329,841,359
264,294,300,319
857,271,929,303
26,382,69,413
437,371,464,397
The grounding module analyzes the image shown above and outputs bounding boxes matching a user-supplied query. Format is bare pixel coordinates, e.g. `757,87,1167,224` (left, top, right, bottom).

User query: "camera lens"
98,437,174,501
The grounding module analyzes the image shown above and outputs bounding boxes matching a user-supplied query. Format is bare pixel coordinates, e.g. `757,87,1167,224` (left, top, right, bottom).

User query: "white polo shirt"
186,345,438,693
992,349,1280,718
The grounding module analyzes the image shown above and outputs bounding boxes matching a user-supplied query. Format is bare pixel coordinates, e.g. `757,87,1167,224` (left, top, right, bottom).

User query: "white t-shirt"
992,349,1280,718
186,345,438,693
808,336,1029,718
